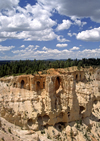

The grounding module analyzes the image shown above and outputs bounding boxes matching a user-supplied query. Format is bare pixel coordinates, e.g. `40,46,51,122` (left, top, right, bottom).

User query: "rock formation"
0,68,100,132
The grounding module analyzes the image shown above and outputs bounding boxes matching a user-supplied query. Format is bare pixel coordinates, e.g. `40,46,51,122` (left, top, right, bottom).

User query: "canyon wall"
0,69,100,131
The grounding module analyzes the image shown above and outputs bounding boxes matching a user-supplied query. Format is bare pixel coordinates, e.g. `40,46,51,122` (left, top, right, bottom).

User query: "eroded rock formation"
0,69,100,131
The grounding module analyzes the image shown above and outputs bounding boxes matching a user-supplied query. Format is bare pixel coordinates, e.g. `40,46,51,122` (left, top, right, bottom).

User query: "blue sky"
0,0,100,60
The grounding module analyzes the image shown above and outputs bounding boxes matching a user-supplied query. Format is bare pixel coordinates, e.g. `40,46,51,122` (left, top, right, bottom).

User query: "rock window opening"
58,125,62,130
37,116,42,123
68,112,70,117
76,74,78,80
57,77,60,84
67,106,70,117
93,100,97,104
56,76,60,90
54,122,65,131
79,106,85,114
13,83,16,87
27,118,33,126
43,82,45,89
21,80,24,89
80,74,81,79
68,106,70,111
37,81,40,90
43,115,50,122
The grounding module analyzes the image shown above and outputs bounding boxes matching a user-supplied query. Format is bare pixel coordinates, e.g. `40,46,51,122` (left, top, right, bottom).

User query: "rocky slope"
0,67,100,141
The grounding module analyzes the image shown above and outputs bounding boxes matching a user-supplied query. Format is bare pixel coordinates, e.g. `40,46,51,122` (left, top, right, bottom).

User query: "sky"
0,0,100,60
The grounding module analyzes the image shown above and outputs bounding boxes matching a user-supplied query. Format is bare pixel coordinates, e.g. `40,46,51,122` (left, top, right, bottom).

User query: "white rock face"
0,69,100,131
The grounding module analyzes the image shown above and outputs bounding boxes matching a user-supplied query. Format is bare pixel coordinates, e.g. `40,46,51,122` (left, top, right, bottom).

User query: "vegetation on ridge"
0,58,100,77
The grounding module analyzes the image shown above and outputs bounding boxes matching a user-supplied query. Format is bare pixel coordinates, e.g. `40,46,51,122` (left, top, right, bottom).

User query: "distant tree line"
0,58,100,77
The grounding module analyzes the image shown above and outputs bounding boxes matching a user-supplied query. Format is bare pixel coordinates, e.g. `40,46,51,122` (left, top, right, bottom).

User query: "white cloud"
57,35,70,42
12,44,40,55
23,29,57,41
68,33,72,37
20,45,25,48
42,46,48,50
56,44,68,47
0,42,95,60
0,0,100,43
10,46,100,60
38,0,100,23
56,20,72,31
36,45,39,48
76,27,100,41
0,45,14,51
0,3,56,32
0,1,57,42
68,32,77,37
28,45,34,48
0,0,19,11
71,17,87,27
0,0,99,43
74,19,87,27
73,33,77,36
12,50,21,54
0,29,57,42
70,46,80,50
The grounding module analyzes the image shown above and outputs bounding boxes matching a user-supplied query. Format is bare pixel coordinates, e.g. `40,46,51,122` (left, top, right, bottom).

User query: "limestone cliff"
0,68,100,132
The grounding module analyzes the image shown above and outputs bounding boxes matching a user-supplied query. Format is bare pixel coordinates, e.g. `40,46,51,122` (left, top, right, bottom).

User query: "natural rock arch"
13,83,16,87
76,74,78,80
27,118,33,126
67,106,70,117
21,80,25,89
37,81,40,90
79,106,85,114
80,74,81,79
43,82,45,89
55,76,61,90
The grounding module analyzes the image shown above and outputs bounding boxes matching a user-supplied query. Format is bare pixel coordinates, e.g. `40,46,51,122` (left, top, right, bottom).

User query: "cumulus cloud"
10,46,100,60
38,0,100,23
0,0,19,11
28,45,34,48
57,35,70,42
0,45,14,51
56,20,72,31
0,29,57,42
12,44,39,55
76,27,100,41
42,46,48,50
0,0,57,42
71,16,87,27
36,45,39,48
67,33,72,37
0,3,56,32
0,0,100,43
56,44,68,47
20,45,25,48
0,0,99,43
70,46,80,50
23,29,57,41
1,0,100,60
68,32,77,37
74,19,87,27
